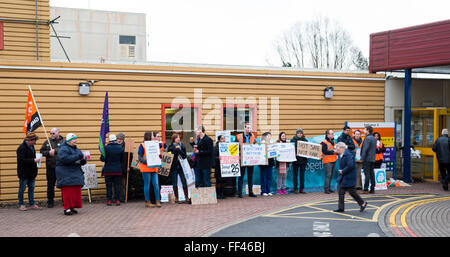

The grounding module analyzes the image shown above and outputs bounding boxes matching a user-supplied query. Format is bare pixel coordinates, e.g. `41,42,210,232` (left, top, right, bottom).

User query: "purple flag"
99,92,109,158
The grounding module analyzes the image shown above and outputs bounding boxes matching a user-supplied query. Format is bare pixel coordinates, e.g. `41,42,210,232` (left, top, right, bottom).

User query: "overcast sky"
50,0,450,67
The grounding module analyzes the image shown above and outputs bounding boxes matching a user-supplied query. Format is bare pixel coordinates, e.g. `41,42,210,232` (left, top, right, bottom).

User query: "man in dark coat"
334,142,367,213
432,129,450,191
360,126,377,193
337,125,356,152
291,128,308,194
17,132,42,211
193,125,214,187
40,127,65,208
101,134,124,205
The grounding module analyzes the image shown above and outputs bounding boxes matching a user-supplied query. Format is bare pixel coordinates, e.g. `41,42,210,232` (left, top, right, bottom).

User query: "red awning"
369,19,450,73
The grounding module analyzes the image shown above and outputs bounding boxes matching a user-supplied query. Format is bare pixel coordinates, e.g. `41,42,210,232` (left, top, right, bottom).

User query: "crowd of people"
16,123,449,216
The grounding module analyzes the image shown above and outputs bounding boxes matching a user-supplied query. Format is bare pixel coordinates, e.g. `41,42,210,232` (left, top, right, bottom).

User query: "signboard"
297,141,322,160
219,142,241,177
82,164,98,189
215,130,232,143
144,141,161,168
347,122,396,172
158,152,174,176
277,143,297,162
179,156,195,187
190,186,217,205
267,143,279,159
241,143,267,166
361,168,388,191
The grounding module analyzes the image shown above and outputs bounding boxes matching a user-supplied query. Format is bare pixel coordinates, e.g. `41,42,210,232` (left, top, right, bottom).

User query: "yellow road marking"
389,196,450,228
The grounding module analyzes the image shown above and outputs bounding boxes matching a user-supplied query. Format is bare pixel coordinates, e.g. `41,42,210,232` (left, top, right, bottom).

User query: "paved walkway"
0,182,448,237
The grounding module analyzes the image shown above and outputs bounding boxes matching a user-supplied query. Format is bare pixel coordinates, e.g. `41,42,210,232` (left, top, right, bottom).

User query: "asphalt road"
209,194,439,237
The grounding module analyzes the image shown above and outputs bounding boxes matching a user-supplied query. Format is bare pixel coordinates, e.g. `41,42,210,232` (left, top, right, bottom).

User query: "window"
222,105,257,136
119,35,136,45
162,105,201,153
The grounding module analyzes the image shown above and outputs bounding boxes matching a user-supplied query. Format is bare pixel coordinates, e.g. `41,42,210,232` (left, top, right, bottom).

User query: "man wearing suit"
334,142,367,213
193,125,214,187
360,126,377,194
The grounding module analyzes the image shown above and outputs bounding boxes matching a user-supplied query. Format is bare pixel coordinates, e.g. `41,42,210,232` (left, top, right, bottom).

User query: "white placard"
276,142,297,162
144,141,161,168
241,143,267,166
82,164,98,189
179,156,195,186
361,168,387,191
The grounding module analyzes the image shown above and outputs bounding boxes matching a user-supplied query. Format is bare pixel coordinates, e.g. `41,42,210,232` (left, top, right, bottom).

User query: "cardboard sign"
179,156,195,187
297,141,322,160
190,186,217,205
82,164,98,189
219,142,241,177
131,141,140,169
144,141,161,168
241,143,267,166
276,142,297,162
158,152,174,176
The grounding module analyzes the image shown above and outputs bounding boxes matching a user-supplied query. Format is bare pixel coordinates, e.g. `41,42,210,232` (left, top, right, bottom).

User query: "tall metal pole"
403,69,412,183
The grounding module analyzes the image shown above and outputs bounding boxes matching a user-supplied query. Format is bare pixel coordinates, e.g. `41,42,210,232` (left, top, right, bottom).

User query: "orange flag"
23,86,43,134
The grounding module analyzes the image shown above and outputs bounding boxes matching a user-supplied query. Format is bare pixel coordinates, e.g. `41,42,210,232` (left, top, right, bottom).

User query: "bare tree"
273,16,367,70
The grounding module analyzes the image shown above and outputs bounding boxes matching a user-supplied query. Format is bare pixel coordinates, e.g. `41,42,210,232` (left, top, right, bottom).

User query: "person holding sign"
275,132,289,195
214,135,227,199
260,132,274,196
291,128,308,194
235,122,257,198
100,134,124,206
138,131,162,208
40,128,65,208
167,133,189,203
56,133,86,216
321,130,337,194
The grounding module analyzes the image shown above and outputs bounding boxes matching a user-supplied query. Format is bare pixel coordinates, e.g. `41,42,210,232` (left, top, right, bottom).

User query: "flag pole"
28,85,52,150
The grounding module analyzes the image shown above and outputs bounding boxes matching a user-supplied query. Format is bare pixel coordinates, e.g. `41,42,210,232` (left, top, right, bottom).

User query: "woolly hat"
66,133,77,142
116,132,125,140
296,128,304,134
109,134,117,142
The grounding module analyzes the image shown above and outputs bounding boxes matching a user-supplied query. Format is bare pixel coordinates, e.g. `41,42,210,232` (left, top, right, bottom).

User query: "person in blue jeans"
17,132,42,211
138,131,162,208
260,132,274,196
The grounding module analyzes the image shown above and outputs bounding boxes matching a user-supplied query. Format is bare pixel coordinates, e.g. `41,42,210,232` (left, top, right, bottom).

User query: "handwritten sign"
267,143,279,159
297,141,321,160
190,186,217,205
219,142,241,177
179,156,195,187
82,164,98,189
158,152,174,176
241,143,267,166
277,142,297,162
144,141,161,168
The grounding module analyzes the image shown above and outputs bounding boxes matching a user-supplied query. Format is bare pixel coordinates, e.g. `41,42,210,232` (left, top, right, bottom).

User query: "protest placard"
144,141,161,168
361,168,387,190
190,186,217,205
179,156,195,186
158,152,174,176
82,164,98,189
215,130,232,143
219,142,241,177
241,143,267,166
277,142,296,162
297,141,322,160
267,143,279,159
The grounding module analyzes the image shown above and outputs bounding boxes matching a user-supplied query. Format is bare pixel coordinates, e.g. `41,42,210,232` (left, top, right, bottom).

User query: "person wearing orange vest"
352,129,364,189
235,122,257,198
138,131,162,208
321,129,337,194
373,132,386,169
